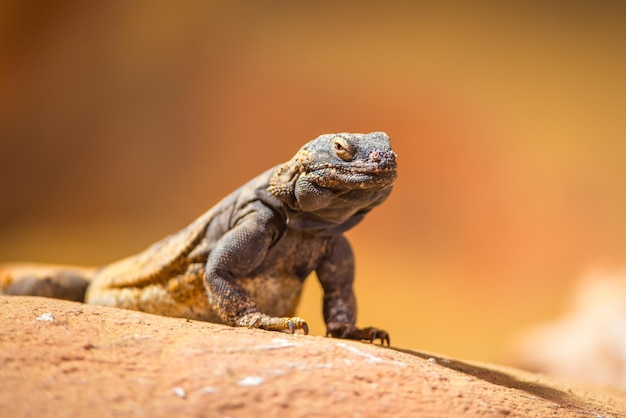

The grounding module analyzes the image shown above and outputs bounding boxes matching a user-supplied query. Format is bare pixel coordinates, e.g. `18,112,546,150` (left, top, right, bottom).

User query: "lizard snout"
367,149,397,170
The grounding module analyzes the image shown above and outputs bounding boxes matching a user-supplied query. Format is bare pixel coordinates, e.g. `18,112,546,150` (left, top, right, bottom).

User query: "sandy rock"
514,270,626,391
1,295,624,417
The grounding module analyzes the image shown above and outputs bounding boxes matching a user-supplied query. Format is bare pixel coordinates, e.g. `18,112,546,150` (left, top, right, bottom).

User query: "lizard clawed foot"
236,313,309,335
326,323,390,346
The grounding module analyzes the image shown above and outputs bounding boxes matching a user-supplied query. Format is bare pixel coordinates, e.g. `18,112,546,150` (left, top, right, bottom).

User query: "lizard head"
269,132,397,223
302,131,397,191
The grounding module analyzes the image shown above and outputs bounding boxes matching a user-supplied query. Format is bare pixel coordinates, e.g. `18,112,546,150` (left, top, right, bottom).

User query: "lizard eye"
333,137,354,161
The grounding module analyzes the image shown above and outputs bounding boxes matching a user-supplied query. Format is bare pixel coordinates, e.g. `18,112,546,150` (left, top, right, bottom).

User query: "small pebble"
237,376,264,387
36,313,54,322
172,386,187,399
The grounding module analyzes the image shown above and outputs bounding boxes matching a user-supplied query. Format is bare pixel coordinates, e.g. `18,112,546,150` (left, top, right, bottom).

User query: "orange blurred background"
2,2,626,363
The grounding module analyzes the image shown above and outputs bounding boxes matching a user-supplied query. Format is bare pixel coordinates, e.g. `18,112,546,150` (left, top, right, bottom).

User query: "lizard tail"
0,263,95,302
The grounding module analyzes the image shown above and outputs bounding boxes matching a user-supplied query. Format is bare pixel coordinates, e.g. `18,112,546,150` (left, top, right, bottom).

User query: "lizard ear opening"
268,149,309,206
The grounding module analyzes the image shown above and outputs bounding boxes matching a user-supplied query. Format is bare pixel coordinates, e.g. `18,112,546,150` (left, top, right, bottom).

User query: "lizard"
1,132,397,345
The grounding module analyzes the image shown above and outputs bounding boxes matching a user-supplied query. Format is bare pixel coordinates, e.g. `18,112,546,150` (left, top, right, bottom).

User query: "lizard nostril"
368,150,396,167
370,150,381,161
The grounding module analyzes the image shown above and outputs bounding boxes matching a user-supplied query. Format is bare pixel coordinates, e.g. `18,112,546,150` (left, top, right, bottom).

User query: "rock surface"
1,296,624,418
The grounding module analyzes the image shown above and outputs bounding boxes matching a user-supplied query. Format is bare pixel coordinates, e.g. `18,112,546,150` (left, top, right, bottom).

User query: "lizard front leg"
204,204,308,334
317,234,390,346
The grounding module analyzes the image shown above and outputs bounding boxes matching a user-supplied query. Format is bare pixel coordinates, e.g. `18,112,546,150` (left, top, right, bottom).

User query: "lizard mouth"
338,167,397,190
307,157,398,191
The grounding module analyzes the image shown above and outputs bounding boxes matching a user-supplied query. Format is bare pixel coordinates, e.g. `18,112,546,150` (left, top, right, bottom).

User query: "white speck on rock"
254,338,298,351
172,386,187,399
284,361,309,371
200,386,217,394
266,368,286,376
316,363,333,369
36,313,54,322
336,342,406,367
428,357,437,364
237,376,264,387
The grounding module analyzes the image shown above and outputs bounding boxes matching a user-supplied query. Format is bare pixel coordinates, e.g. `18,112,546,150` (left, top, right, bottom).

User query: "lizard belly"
86,263,304,321
86,263,222,322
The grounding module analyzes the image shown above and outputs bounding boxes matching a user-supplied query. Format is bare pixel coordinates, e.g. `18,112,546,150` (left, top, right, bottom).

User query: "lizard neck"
282,207,367,235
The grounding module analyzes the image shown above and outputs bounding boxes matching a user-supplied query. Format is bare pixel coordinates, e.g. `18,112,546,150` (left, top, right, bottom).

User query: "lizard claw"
326,323,390,346
341,326,350,339
286,321,309,335
367,329,390,346
247,316,260,329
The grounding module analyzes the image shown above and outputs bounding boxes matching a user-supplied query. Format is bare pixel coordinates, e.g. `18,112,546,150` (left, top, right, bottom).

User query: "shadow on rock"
395,347,587,410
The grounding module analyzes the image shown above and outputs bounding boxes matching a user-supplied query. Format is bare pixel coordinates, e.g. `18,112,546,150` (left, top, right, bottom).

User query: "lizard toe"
237,313,309,334
326,323,390,346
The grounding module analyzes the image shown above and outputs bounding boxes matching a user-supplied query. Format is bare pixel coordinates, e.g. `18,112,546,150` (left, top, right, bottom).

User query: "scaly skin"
2,132,397,345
